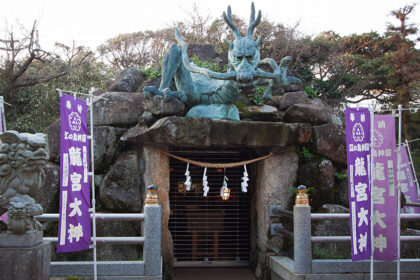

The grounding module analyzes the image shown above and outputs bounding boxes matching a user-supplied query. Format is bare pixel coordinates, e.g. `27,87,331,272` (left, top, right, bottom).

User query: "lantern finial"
146,185,159,205
295,185,309,206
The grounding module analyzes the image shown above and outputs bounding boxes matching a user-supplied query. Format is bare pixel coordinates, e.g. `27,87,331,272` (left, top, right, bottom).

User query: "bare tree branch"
0,21,94,101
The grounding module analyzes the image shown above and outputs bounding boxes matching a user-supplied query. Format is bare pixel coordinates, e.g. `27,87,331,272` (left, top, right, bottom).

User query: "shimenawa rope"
160,151,273,168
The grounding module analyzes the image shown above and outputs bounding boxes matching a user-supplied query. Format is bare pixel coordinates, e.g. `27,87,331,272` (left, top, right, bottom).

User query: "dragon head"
175,2,295,94
224,3,261,90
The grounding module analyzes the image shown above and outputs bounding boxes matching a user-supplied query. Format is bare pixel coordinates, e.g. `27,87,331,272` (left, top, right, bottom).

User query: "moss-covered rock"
298,159,335,210
238,104,280,121
273,91,310,111
99,151,143,212
89,91,145,127
313,123,347,165
282,98,335,125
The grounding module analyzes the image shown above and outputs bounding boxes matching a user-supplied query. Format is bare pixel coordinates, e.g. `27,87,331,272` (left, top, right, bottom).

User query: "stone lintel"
122,116,311,148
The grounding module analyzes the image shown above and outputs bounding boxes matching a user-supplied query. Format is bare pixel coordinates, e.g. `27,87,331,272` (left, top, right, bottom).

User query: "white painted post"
0,96,6,130
369,100,375,280
405,139,420,198
88,90,98,280
397,104,402,280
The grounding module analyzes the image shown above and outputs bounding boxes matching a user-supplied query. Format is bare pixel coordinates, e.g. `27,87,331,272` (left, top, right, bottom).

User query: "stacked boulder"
42,45,352,269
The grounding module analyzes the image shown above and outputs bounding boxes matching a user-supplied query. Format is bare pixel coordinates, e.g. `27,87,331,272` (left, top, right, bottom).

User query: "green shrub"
304,86,317,99
302,147,315,160
140,67,162,79
334,172,348,180
191,55,221,72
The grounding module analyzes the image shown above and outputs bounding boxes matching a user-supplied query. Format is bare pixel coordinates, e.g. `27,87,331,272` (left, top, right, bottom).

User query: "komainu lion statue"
143,2,301,120
0,131,48,234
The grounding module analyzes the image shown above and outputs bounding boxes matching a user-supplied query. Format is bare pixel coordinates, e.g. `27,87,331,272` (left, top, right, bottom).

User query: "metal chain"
160,150,273,168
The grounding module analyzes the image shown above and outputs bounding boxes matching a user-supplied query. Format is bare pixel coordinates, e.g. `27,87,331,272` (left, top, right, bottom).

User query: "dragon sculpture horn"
247,2,262,39
223,5,242,39
174,27,237,80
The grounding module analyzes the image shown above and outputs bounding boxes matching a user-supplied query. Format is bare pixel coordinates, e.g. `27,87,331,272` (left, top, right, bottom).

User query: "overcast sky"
1,0,418,50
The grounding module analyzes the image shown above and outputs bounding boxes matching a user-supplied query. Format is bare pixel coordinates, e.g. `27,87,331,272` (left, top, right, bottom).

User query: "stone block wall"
41,88,359,280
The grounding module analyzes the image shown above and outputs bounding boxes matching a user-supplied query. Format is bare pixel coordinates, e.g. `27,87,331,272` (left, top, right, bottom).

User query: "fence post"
293,185,312,274
144,185,162,276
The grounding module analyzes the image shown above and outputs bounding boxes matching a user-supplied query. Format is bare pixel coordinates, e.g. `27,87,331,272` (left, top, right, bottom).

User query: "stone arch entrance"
128,116,307,279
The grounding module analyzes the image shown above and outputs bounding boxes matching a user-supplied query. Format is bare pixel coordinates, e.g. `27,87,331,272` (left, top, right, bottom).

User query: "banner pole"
0,96,6,224
0,96,6,131
369,100,375,280
397,105,402,280
405,139,420,198
88,90,98,280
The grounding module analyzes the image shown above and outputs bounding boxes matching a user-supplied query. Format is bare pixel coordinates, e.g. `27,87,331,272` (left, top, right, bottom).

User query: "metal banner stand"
88,89,98,280
56,88,109,280
0,96,7,131
0,96,8,223
397,105,402,280
369,100,375,280
405,139,420,198
368,103,404,280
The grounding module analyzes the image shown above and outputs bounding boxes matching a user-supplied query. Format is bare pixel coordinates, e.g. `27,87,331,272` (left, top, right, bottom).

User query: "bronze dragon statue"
143,2,301,120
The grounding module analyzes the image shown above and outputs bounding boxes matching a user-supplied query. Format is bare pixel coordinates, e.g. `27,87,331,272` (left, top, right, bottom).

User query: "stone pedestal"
0,238,51,280
0,231,43,247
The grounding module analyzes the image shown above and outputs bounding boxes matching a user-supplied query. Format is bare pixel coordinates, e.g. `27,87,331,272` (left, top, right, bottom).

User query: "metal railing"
310,213,420,243
270,204,420,274
37,213,146,245
36,187,162,279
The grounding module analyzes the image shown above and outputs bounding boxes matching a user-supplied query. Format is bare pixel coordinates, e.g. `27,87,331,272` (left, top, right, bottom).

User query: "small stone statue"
295,185,309,206
143,2,301,120
0,131,48,235
7,201,42,234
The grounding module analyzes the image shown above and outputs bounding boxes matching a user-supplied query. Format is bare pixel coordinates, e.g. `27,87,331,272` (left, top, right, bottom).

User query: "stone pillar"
254,149,298,279
142,145,173,279
144,193,162,276
293,205,312,274
0,234,51,280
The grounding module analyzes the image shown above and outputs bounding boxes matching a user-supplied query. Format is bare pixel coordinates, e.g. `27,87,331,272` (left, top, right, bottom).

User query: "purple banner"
345,108,371,261
0,105,7,224
400,145,420,214
372,114,398,261
57,94,91,252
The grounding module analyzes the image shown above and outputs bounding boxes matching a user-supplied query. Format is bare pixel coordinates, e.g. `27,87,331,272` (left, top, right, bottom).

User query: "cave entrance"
168,148,252,267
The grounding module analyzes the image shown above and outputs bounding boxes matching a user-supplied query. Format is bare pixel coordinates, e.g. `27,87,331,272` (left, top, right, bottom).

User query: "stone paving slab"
271,256,420,280
51,277,161,280
173,267,256,280
51,261,145,276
